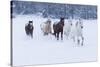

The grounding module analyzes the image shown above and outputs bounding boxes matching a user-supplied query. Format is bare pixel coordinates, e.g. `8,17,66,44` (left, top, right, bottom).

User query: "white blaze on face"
30,23,33,26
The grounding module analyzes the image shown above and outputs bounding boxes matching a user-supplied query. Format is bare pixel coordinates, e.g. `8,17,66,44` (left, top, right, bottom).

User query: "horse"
53,17,64,40
70,19,84,46
25,21,34,38
64,19,72,39
40,19,52,35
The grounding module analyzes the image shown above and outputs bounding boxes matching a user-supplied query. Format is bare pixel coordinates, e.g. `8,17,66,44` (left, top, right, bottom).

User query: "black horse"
25,21,34,38
53,17,65,40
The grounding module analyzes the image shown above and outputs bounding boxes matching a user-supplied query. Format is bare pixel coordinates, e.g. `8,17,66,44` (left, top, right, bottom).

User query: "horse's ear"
60,17,64,22
60,17,64,20
29,21,33,24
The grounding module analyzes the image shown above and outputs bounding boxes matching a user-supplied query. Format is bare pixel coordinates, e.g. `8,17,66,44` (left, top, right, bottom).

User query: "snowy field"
12,15,98,66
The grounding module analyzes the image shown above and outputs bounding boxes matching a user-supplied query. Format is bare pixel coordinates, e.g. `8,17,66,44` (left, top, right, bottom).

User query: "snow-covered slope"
12,15,98,66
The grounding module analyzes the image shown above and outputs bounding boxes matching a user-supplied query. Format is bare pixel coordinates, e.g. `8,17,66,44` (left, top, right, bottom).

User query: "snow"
12,15,98,66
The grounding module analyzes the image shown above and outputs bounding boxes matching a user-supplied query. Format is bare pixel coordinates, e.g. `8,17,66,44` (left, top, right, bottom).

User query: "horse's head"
60,17,64,22
60,17,65,26
29,21,33,26
76,21,83,29
47,19,51,24
68,19,72,26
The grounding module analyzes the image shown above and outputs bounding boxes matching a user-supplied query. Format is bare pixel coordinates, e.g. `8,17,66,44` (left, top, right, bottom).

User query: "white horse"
40,19,52,35
70,19,84,46
64,19,72,39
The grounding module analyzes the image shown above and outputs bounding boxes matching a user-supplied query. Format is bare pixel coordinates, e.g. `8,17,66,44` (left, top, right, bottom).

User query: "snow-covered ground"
12,15,98,66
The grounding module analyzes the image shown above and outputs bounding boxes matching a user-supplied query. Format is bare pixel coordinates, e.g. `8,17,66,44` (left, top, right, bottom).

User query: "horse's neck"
28,24,33,27
59,21,63,24
61,21,64,26
76,22,82,29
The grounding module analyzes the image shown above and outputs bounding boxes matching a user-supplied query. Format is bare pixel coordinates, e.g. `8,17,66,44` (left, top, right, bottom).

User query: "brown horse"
53,17,65,40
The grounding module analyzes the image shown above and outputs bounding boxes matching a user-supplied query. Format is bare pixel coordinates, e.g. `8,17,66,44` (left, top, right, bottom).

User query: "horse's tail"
53,23,56,30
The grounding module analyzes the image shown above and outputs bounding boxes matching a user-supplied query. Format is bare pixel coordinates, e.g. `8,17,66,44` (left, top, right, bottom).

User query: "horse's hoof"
61,39,63,40
81,44,83,46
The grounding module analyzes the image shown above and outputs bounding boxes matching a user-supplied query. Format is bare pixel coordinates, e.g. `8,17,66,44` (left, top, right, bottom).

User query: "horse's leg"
25,28,28,35
27,28,30,36
44,33,46,36
67,31,70,40
81,36,84,46
55,33,56,38
27,30,29,36
77,37,80,45
25,27,27,35
44,33,48,35
29,31,31,37
46,33,48,35
57,32,59,40
64,32,68,39
31,30,33,38
26,30,28,35
61,31,63,40
67,30,71,39
66,32,69,39
54,31,56,38
73,36,75,42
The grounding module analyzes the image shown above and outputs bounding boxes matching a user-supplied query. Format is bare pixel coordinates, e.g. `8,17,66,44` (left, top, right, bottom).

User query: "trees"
11,1,97,19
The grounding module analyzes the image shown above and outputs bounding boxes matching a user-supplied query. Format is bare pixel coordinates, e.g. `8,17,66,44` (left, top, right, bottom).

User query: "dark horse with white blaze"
25,21,34,38
53,17,65,40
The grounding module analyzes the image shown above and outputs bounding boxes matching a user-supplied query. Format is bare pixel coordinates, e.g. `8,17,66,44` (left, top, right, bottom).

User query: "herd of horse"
25,17,84,46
